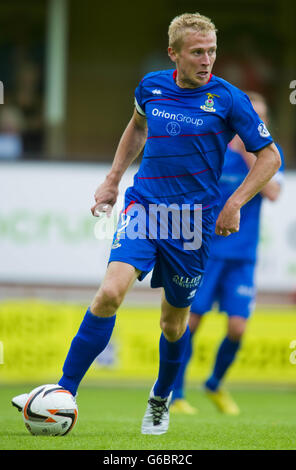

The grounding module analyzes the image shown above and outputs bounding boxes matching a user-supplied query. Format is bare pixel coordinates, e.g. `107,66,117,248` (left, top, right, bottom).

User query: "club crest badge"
200,93,220,112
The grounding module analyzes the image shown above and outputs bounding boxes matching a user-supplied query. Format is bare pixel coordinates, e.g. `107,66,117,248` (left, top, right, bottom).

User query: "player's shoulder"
211,76,250,105
212,76,246,95
208,75,250,114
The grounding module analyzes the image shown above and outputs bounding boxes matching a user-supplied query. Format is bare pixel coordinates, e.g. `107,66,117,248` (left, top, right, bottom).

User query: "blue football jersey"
133,69,274,208
209,143,285,261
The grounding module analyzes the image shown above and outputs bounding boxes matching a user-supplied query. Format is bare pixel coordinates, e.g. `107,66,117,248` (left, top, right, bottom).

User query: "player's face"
168,30,217,88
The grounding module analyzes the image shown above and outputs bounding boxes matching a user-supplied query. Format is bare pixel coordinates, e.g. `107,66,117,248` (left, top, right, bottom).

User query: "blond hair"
168,13,217,51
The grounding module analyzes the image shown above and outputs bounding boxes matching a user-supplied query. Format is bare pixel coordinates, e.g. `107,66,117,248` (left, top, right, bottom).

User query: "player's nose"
201,52,211,65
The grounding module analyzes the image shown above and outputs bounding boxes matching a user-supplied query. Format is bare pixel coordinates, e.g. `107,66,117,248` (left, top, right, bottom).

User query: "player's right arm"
91,108,147,216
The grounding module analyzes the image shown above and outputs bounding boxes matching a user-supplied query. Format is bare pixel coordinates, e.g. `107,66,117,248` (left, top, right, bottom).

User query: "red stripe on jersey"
123,200,137,214
148,130,225,139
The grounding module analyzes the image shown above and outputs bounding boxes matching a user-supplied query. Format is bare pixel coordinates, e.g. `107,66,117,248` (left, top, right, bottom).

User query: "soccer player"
171,92,284,415
12,13,281,435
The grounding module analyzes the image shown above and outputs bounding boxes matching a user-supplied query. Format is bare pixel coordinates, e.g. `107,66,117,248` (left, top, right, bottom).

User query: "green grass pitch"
1,385,295,450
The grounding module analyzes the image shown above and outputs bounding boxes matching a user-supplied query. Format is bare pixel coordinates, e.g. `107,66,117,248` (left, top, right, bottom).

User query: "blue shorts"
190,257,256,319
108,188,216,308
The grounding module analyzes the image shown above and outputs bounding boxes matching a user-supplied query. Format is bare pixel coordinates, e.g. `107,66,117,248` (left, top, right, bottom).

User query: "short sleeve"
134,81,146,116
229,90,273,153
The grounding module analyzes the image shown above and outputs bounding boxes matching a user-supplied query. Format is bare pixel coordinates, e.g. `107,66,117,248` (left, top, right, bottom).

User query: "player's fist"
215,203,240,237
91,178,119,217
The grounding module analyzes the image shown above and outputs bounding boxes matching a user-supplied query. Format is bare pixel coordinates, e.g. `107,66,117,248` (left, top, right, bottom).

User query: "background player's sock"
205,336,241,391
172,331,193,401
58,307,116,396
153,326,190,399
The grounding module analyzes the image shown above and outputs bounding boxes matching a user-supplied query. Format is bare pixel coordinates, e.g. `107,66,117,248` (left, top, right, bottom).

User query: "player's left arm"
231,138,282,202
215,142,281,236
240,153,281,200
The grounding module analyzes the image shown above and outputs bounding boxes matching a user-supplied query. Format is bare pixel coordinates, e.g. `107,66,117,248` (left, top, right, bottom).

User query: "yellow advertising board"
0,300,295,384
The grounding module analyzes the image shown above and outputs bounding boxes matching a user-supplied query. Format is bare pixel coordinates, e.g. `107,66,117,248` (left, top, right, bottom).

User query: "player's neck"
176,77,201,89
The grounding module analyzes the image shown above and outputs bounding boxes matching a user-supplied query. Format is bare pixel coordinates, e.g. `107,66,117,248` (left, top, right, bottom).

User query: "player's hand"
91,179,119,217
215,203,240,236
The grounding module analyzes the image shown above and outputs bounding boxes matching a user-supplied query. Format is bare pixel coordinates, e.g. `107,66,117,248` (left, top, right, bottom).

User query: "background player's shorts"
108,187,216,308
190,257,256,319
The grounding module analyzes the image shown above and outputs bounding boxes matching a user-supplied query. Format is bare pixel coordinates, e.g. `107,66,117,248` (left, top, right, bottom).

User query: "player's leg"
170,313,202,414
204,260,255,414
58,261,140,396
12,191,156,411
204,315,247,414
141,206,217,432
11,260,140,410
171,258,224,413
142,292,191,434
58,191,156,398
154,292,191,396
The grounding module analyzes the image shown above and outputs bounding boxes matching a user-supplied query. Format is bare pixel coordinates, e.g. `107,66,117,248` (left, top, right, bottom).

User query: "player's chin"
195,72,209,85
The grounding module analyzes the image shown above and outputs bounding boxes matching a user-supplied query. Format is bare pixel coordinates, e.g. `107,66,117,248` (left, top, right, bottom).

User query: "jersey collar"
172,69,213,90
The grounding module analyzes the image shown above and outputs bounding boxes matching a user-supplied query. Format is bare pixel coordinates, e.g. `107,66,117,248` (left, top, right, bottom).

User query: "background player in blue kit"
171,92,284,415
12,13,281,435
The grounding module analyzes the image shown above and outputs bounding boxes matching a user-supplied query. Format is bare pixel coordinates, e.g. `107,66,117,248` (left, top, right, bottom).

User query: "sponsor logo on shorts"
172,275,202,288
187,289,197,300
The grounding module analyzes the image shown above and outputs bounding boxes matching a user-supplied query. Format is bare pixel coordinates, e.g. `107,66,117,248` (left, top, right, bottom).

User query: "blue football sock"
205,336,241,392
153,326,190,399
172,331,193,401
58,307,116,396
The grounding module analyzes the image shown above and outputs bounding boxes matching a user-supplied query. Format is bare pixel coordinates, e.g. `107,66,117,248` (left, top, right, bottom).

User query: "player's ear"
168,47,177,63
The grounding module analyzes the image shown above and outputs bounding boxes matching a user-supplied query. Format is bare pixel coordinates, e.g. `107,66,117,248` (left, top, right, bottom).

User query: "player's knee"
160,319,185,342
228,320,246,341
91,284,124,316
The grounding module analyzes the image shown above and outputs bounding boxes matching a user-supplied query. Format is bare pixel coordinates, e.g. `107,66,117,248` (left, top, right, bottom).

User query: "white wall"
1,162,295,291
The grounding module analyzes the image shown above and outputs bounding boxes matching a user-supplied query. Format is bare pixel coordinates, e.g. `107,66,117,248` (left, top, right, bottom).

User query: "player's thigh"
91,261,141,316
160,291,190,342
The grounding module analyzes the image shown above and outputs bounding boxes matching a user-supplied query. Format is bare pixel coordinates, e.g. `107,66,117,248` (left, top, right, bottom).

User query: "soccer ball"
22,384,78,436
